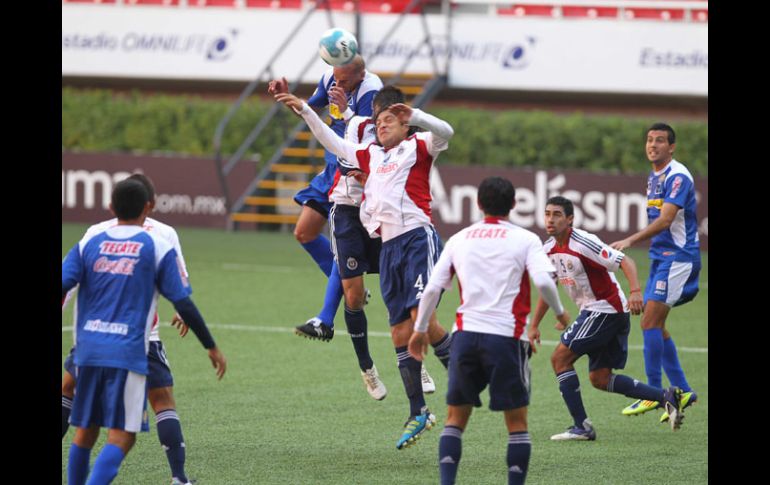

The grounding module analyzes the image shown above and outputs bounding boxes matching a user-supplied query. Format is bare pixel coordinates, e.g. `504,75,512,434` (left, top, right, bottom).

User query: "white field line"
62,323,708,353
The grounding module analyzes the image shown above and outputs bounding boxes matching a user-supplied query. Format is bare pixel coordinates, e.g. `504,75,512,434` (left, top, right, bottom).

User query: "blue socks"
643,328,664,388
317,260,343,327
68,443,91,485
344,306,373,371
87,443,125,485
431,333,452,369
556,370,588,428
662,337,692,392
439,425,463,485
507,432,531,485
62,395,73,439
156,409,188,483
608,374,665,402
301,235,334,277
396,346,425,416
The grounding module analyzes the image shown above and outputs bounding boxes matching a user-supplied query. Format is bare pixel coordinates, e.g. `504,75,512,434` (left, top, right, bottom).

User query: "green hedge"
62,87,708,175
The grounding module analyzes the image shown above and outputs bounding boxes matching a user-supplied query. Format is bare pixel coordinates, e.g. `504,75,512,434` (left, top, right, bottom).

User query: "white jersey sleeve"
408,108,453,156
525,233,557,275
427,237,456,291
570,228,624,272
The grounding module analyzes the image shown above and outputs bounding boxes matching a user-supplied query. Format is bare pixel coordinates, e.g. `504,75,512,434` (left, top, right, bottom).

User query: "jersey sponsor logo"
99,240,143,257
465,227,508,239
647,198,663,208
559,277,576,286
600,248,611,260
376,162,398,174
93,256,139,275
83,319,129,336
670,176,683,198
346,257,358,271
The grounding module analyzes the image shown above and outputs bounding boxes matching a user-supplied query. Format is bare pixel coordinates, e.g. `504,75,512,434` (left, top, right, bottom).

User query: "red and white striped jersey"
64,217,189,342
427,217,556,339
328,115,376,206
542,228,628,314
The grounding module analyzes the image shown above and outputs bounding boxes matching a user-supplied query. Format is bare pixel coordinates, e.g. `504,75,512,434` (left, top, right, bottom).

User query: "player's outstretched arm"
619,256,644,315
403,105,454,141
172,297,227,380
610,202,678,250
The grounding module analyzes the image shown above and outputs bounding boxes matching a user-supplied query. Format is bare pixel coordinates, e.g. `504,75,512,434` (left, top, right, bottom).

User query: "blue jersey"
646,159,700,262
61,225,192,375
307,69,382,139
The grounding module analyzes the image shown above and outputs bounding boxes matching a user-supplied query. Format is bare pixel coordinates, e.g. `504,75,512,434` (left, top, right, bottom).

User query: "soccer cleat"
421,364,436,394
171,479,196,485
361,365,388,401
550,418,597,441
621,398,661,416
396,408,436,449
660,387,690,430
294,317,334,342
660,391,698,423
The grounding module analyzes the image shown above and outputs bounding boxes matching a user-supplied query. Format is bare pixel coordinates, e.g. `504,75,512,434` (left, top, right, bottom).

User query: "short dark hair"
477,177,515,216
372,85,405,118
647,122,676,144
127,173,156,202
546,196,574,218
111,179,149,220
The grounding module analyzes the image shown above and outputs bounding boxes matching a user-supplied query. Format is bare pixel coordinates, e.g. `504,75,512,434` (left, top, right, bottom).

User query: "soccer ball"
318,28,358,67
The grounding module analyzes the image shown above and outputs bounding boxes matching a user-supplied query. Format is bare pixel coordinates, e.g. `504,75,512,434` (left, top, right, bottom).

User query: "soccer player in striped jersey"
62,174,203,485
408,177,570,485
274,90,454,450
62,179,226,485
610,123,700,421
529,196,685,442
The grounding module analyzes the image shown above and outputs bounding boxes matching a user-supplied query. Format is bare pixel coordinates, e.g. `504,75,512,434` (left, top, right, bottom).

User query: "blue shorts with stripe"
560,310,630,371
293,157,336,217
379,225,442,325
644,257,700,307
69,366,149,433
331,204,381,279
65,340,174,390
446,331,531,411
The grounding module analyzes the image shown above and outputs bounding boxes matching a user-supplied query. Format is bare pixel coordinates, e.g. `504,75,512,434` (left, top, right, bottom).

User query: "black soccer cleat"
294,317,334,342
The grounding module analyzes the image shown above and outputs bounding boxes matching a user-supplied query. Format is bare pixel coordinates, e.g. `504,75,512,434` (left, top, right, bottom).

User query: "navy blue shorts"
446,331,531,411
560,310,630,371
146,340,174,389
331,204,381,279
644,258,700,307
65,341,173,390
70,366,149,433
293,159,336,217
379,226,442,325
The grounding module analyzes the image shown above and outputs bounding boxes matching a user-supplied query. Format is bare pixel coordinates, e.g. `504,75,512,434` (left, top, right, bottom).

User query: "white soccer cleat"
421,364,436,394
361,365,388,401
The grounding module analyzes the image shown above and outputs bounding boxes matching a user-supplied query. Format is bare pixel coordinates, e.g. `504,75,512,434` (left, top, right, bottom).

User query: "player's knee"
62,374,76,397
148,386,176,412
550,350,568,373
344,290,365,310
589,372,609,390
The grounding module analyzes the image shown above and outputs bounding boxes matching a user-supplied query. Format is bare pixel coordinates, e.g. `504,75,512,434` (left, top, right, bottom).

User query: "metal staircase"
215,0,449,231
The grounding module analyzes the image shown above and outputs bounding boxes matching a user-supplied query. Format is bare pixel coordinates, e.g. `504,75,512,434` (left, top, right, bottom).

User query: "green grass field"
61,223,708,484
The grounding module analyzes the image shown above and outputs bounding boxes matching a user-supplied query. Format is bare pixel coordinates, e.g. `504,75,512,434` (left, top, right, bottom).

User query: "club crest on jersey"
397,146,404,155
670,176,683,198
655,280,667,291
346,257,358,271
566,261,574,271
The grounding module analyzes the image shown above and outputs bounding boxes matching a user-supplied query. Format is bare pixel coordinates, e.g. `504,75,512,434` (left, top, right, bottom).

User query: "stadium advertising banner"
62,6,706,96
62,153,707,250
62,152,257,228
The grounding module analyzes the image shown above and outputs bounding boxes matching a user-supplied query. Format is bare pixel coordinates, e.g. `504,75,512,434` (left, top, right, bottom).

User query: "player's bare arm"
619,256,643,315
610,202,678,250
170,313,190,337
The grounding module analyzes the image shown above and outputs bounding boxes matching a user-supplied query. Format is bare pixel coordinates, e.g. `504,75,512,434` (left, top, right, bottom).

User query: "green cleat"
621,399,661,416
660,391,697,423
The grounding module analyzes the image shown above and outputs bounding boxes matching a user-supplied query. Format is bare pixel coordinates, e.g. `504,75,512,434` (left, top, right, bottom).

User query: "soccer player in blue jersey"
268,55,382,341
62,179,227,485
61,174,201,485
610,123,700,422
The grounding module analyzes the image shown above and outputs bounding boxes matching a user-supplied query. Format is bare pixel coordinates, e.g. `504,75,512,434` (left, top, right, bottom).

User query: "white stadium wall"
62,5,707,97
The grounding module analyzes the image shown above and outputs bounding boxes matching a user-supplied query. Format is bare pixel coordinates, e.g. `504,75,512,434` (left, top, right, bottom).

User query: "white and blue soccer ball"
318,28,358,67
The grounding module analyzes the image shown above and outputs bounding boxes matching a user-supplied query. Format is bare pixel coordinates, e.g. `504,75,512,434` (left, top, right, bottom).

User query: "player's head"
545,196,574,237
333,54,366,93
477,177,516,217
111,178,150,222
374,104,410,149
372,85,405,118
127,173,156,210
645,122,676,166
